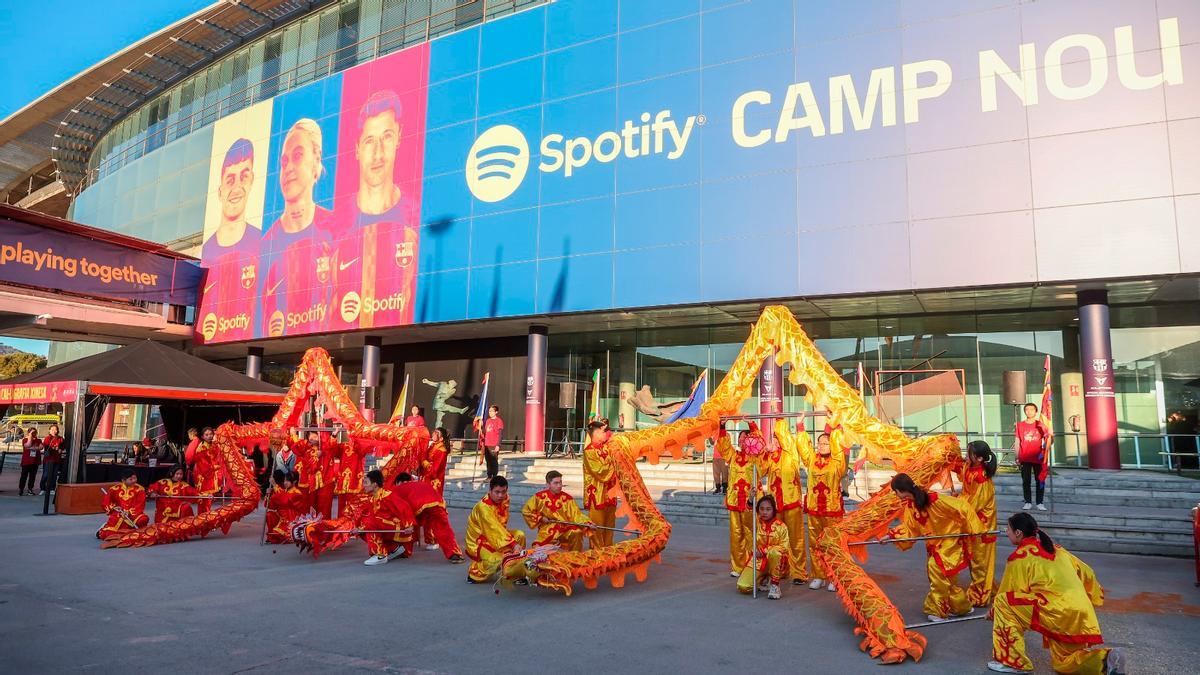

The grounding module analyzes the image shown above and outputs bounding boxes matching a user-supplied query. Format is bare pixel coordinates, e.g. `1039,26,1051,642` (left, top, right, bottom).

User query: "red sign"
0,380,78,404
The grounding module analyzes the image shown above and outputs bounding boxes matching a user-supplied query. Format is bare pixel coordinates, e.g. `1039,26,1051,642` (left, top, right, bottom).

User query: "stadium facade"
8,0,1200,467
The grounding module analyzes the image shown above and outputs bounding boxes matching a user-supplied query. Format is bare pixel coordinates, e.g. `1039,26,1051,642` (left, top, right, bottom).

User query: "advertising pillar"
759,349,783,449
618,381,636,431
1078,290,1120,470
361,336,382,423
96,403,115,441
246,347,264,380
524,325,548,456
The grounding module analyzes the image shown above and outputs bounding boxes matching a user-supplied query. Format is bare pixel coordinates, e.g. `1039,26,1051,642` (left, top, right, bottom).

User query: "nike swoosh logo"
267,278,285,295
339,257,359,271
204,282,217,294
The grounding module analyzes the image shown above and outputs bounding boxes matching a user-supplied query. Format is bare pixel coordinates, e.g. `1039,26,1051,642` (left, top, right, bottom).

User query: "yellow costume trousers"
727,510,753,573
992,593,1110,674
588,506,616,548
737,547,787,593
780,507,808,581
467,530,526,582
923,554,972,618
538,526,586,552
967,535,997,607
806,514,839,579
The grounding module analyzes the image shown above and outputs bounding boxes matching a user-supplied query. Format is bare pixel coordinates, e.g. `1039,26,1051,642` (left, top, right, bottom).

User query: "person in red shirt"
97,470,149,540
19,428,42,496
265,470,307,544
147,466,198,523
421,427,449,496
183,428,200,464
1015,403,1052,511
481,405,504,480
40,423,65,494
361,469,416,566
404,405,426,428
393,472,464,563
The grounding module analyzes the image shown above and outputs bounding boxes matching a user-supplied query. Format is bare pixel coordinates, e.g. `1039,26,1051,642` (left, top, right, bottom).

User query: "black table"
85,462,177,487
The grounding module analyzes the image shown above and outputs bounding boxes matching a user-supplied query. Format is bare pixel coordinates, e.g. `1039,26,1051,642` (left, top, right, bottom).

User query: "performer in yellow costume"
737,495,790,599
959,440,999,607
770,420,810,585
887,473,984,621
718,423,760,577
465,476,527,583
582,419,617,548
987,513,1126,674
792,426,846,591
522,470,593,551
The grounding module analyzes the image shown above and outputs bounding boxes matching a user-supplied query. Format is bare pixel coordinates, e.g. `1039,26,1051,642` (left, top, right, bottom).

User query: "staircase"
442,454,1199,557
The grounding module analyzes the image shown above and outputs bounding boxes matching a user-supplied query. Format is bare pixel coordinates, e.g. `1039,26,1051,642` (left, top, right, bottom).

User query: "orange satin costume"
97,483,149,540
146,478,197,523
465,494,526,582
522,489,592,551
992,537,1111,674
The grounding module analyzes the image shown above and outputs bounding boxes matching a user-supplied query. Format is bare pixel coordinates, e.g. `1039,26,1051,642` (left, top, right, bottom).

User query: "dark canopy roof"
7,339,283,402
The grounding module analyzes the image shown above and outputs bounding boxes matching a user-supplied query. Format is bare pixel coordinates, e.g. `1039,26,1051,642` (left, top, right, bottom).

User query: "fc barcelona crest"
316,255,331,283
1091,358,1108,373
240,264,256,290
395,241,414,267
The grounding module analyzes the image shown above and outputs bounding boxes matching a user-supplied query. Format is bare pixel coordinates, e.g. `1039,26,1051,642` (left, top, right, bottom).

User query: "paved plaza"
0,480,1196,673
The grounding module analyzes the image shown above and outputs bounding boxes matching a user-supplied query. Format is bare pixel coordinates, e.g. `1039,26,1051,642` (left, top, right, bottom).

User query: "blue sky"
0,1,212,119
0,338,49,357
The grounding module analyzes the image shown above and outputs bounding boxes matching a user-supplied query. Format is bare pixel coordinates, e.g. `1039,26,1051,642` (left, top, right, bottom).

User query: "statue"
422,378,469,428
623,385,686,423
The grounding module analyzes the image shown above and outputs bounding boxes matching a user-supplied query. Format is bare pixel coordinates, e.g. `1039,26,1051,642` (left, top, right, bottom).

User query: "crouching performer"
737,495,790,600
465,476,527,584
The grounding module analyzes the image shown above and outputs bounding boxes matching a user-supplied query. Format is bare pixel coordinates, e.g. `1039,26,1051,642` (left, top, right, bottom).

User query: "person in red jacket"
147,466,198,523
19,428,43,496
192,427,223,516
265,470,307,544
360,469,416,566
97,470,149,540
40,423,65,494
481,405,504,480
1015,403,1052,511
421,427,449,496
393,473,464,563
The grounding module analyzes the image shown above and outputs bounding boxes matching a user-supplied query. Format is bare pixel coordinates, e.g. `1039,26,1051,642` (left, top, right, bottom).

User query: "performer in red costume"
192,427,223,516
265,470,307,544
96,470,149,540
334,441,364,517
147,466,197,524
420,427,449,496
298,431,336,518
582,419,617,548
393,473,464,563
361,469,416,566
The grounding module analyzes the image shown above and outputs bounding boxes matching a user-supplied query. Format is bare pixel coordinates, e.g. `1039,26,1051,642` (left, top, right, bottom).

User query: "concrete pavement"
0,486,1195,674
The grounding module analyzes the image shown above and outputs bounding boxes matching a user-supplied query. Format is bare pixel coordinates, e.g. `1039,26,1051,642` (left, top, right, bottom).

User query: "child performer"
147,466,198,524
736,495,790,600
582,419,617,548
987,513,1126,674
886,473,984,622
959,440,999,607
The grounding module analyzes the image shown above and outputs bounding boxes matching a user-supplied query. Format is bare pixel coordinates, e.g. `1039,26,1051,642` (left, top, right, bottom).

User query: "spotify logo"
340,291,362,323
268,310,286,337
201,313,218,341
466,124,529,202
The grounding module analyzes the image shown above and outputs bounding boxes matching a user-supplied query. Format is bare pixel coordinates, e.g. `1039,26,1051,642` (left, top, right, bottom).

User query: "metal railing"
960,431,1200,472
84,0,546,187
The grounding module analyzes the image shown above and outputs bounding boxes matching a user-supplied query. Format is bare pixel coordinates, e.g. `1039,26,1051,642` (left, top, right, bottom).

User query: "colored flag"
588,369,601,421
472,372,490,465
1038,355,1053,484
388,373,409,425
663,370,708,424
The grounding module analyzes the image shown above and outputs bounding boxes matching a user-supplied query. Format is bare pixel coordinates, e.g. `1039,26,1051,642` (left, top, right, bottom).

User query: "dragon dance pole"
540,518,641,535
850,530,1004,546
752,463,758,599
904,614,988,629
152,495,239,500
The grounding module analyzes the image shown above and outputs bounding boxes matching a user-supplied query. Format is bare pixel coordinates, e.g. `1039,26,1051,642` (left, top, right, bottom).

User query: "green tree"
0,353,47,380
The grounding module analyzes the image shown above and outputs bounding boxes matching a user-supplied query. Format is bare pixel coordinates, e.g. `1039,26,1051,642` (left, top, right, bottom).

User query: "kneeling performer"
522,470,594,551
361,469,415,566
737,495,789,599
465,476,526,584
97,470,149,540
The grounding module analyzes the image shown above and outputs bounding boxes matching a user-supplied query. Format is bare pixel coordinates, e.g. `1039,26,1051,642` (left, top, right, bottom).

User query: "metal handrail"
85,0,545,186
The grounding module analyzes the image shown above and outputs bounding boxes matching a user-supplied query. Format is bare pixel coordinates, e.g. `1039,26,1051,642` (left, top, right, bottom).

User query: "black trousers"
40,462,60,492
484,447,500,479
1019,462,1044,504
19,465,38,493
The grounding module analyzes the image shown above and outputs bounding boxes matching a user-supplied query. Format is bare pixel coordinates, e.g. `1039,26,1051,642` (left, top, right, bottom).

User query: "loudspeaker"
559,382,577,409
1002,371,1027,405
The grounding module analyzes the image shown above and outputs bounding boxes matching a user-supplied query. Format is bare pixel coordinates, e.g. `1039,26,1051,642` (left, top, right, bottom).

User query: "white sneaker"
1036,503,1047,511
1105,646,1126,675
826,581,837,592
1022,502,1032,510
386,546,407,561
729,570,739,577
925,614,948,623
364,555,389,566
424,543,440,551
767,583,781,600
809,578,824,590
987,661,1029,673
